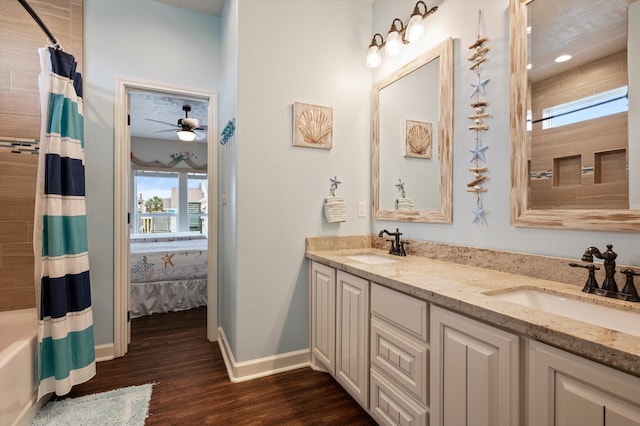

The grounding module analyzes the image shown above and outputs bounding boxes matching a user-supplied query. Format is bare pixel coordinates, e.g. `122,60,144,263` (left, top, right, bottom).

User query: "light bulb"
177,130,196,142
366,45,382,68
385,31,403,56
406,15,424,43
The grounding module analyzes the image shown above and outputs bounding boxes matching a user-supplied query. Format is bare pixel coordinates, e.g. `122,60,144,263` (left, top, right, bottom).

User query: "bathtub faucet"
378,228,407,256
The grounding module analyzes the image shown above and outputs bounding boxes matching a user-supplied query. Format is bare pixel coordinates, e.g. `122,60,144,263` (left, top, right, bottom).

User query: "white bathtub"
0,308,48,426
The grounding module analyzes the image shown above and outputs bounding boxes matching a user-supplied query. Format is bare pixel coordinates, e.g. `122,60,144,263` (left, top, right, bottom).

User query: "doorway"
114,78,217,357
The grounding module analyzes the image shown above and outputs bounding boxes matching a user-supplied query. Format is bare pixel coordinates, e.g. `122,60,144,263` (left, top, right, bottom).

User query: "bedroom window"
133,170,207,236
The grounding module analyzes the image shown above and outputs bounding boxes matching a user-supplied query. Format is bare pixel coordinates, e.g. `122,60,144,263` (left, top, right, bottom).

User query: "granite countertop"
306,247,640,378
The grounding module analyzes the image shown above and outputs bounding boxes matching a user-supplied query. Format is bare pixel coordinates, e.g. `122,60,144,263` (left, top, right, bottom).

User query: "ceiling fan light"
177,129,197,142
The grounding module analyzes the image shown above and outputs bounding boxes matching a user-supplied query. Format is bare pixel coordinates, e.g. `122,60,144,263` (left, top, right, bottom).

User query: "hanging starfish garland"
469,141,489,163
472,200,487,224
467,9,490,224
470,77,490,98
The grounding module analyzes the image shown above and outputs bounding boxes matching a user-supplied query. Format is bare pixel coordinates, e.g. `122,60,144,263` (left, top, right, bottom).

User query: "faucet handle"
618,269,640,302
569,263,600,293
399,241,409,256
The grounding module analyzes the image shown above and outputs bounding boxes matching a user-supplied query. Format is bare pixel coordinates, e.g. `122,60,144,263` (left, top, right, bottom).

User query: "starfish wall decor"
467,10,491,225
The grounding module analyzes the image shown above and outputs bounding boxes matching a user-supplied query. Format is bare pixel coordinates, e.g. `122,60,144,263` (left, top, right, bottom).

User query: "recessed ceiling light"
526,26,531,34
555,54,572,63
527,63,532,70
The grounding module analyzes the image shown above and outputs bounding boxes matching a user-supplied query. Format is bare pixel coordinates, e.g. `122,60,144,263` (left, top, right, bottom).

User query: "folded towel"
324,196,347,223
395,198,413,211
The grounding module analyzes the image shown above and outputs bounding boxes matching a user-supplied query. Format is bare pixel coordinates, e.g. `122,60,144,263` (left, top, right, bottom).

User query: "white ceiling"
153,0,225,16
528,0,628,82
129,91,209,142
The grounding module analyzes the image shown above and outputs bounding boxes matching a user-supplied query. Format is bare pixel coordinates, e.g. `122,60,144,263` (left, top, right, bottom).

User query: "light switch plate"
358,201,366,217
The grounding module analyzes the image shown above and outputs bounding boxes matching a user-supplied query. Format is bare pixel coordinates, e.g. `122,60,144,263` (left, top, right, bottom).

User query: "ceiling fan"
146,105,207,141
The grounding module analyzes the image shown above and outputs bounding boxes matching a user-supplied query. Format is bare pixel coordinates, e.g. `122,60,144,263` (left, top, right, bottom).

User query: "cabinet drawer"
370,368,427,426
371,318,428,405
371,283,428,342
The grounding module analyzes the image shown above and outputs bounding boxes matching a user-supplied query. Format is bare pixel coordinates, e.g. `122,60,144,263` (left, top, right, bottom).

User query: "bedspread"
130,238,208,317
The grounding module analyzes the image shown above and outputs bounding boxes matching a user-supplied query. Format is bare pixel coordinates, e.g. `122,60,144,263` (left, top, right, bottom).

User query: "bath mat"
32,383,153,425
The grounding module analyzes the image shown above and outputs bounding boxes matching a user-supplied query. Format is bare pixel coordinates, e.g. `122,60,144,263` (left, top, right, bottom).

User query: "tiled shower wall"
0,153,37,311
0,0,83,311
529,50,628,209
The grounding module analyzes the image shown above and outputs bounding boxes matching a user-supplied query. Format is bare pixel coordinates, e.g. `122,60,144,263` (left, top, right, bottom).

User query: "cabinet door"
529,340,640,426
310,261,335,374
336,270,369,407
430,306,520,426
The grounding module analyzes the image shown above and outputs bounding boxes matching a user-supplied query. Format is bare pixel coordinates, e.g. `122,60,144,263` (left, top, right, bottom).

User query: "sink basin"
489,289,640,337
346,254,400,265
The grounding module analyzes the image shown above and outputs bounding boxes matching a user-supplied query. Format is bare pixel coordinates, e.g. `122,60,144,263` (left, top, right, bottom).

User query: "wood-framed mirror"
509,0,640,231
373,37,453,223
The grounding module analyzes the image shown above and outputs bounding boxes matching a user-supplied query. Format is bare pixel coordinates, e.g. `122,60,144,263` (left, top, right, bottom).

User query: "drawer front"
371,318,428,405
370,369,427,426
371,283,428,342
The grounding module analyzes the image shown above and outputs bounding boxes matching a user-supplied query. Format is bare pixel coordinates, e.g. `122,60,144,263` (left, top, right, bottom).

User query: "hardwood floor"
60,307,376,425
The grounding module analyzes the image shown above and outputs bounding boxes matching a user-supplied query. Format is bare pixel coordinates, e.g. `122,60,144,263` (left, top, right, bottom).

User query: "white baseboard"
217,327,310,383
94,343,115,362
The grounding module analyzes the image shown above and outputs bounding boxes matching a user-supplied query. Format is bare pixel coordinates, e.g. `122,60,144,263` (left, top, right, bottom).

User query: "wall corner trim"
217,327,310,383
94,343,115,362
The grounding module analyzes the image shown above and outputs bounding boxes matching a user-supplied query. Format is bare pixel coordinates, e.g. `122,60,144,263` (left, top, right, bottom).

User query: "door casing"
114,77,218,357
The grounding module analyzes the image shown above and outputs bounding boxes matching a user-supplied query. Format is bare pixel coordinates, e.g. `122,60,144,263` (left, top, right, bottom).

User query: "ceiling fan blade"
194,130,207,141
153,129,177,134
145,118,179,128
196,124,208,131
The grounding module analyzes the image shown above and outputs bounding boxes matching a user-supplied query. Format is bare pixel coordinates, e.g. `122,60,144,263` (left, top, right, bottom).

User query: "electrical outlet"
358,201,366,217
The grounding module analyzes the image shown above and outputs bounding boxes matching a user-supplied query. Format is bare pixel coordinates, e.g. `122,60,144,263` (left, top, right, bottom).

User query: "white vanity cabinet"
369,283,429,426
335,270,370,407
310,262,370,407
430,306,520,426
310,261,336,374
528,340,640,426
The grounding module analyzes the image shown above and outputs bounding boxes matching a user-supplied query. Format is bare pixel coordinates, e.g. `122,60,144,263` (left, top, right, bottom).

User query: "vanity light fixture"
366,0,438,68
176,129,197,142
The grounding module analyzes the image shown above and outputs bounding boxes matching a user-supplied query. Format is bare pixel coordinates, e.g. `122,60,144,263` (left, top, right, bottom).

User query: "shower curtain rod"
17,0,62,50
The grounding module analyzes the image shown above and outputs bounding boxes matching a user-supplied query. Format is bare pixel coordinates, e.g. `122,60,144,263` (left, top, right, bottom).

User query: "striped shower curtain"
34,47,95,399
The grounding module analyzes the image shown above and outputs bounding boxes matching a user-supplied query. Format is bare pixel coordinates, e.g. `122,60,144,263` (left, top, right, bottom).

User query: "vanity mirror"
510,0,640,231
373,37,453,223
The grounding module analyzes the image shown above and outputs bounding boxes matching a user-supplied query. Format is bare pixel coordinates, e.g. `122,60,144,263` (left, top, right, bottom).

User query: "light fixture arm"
389,18,409,45
412,1,438,19
369,32,385,49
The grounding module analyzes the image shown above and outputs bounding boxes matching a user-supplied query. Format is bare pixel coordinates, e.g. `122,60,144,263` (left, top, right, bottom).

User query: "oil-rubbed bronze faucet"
573,245,640,302
582,244,618,297
378,228,408,256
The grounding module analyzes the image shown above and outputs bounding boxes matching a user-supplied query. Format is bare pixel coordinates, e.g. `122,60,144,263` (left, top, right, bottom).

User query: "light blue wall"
84,0,221,345
372,0,640,266
222,0,373,361
219,0,239,354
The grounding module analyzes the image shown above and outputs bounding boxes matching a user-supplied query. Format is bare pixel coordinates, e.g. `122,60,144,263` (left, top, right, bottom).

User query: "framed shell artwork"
404,119,432,159
293,102,333,149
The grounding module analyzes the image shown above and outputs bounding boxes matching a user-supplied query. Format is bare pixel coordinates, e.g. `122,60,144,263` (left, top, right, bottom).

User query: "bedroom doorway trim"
114,77,218,357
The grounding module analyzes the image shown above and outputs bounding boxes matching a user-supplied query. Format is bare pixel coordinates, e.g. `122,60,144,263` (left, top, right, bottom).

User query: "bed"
130,234,208,318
